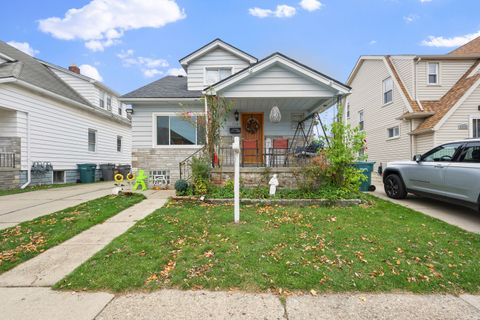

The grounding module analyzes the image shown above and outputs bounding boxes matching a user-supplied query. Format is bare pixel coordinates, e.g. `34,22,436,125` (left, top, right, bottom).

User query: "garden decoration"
232,136,240,224
124,172,135,192
112,173,125,195
269,106,281,123
269,174,279,196
133,169,148,191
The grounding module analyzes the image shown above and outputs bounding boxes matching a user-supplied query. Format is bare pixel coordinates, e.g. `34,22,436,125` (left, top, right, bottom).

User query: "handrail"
179,146,207,181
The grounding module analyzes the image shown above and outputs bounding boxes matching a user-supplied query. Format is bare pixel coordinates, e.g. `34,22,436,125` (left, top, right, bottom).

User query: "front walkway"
0,182,114,230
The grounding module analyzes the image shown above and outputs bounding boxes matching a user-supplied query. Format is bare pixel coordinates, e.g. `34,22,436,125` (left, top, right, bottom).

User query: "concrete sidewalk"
0,182,114,230
0,190,170,287
2,289,479,320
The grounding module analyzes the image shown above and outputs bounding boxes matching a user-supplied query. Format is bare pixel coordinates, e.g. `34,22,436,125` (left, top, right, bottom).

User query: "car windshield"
421,143,462,162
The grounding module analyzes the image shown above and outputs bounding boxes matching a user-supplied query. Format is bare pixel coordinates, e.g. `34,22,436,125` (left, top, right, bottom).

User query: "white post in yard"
232,136,240,224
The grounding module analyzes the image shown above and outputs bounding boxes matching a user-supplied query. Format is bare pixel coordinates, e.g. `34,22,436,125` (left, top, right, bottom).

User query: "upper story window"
99,92,105,108
428,62,439,85
155,114,206,146
358,110,364,131
106,96,112,111
205,67,233,85
383,77,393,104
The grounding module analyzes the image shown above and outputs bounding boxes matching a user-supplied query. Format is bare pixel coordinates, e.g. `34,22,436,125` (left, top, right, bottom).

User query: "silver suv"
383,139,480,211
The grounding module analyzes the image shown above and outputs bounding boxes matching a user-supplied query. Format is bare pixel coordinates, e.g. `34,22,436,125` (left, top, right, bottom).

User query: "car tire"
384,174,407,199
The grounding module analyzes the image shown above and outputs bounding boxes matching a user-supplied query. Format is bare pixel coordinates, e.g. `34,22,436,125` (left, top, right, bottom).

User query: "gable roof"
122,75,202,99
411,59,480,134
206,52,351,95
179,38,257,68
449,36,480,56
0,40,90,106
385,56,422,112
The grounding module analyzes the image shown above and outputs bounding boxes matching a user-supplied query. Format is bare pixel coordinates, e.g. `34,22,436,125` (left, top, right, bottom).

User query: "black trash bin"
100,163,115,181
116,164,131,177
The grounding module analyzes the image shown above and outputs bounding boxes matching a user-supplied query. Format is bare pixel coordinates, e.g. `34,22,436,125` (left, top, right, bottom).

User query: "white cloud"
38,0,185,52
420,0,432,3
422,30,480,47
7,41,39,56
117,49,169,78
299,0,322,11
79,64,103,81
249,4,296,18
403,14,419,24
369,40,377,45
167,67,186,76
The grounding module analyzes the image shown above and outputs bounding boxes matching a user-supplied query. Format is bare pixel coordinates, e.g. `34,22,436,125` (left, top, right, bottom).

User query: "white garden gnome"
269,174,279,196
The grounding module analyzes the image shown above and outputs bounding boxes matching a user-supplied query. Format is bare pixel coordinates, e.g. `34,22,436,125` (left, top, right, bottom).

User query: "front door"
241,112,264,165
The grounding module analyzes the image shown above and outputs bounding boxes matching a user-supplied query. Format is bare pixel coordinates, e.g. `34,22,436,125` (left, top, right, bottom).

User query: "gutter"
20,112,30,189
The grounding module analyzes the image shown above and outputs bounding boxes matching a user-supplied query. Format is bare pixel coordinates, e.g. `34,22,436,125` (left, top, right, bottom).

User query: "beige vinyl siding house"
346,36,480,171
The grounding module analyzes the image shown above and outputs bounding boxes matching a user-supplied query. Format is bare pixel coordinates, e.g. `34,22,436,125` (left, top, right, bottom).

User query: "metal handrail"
179,146,207,181
0,153,16,168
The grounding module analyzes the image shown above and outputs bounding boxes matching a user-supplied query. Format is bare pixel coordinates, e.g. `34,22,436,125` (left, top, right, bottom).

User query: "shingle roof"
0,40,90,106
411,59,480,134
122,75,202,99
449,36,480,56
385,56,422,112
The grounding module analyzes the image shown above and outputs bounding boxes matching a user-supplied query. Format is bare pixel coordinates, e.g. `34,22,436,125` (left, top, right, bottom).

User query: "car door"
407,142,463,195
442,142,480,204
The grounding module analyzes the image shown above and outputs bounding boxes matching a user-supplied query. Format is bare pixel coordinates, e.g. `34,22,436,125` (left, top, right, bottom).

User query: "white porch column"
232,137,240,224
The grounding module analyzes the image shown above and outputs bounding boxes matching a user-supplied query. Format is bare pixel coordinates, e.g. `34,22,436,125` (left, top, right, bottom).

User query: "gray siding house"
122,39,350,187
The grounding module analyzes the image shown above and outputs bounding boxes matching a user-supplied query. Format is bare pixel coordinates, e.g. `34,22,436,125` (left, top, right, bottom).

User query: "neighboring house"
346,36,480,171
122,39,350,187
0,40,131,189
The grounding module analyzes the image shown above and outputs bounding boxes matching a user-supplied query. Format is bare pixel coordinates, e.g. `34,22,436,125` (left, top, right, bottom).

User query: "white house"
121,39,350,187
0,40,131,189
346,36,480,172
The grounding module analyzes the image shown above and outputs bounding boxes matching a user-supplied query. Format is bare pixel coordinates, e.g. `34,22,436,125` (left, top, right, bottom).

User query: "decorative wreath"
246,117,260,134
126,173,135,181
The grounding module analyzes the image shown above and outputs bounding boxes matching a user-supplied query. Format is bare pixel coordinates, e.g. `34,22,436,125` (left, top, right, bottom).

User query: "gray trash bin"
100,163,115,181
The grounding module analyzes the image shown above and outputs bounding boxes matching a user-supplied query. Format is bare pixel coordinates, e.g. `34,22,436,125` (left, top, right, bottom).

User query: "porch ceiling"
228,97,333,114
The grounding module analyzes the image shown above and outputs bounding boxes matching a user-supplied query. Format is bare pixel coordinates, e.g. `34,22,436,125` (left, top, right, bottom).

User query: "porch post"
204,95,209,145
232,137,240,224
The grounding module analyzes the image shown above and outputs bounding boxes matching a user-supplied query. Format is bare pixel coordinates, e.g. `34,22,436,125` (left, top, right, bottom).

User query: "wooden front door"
241,112,264,165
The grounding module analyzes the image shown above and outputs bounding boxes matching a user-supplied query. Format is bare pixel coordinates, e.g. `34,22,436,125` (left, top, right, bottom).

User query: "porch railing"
0,153,16,168
179,146,207,181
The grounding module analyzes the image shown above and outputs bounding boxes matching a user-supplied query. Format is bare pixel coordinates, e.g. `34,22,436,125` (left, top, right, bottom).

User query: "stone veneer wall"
0,137,21,190
132,147,201,187
211,167,302,189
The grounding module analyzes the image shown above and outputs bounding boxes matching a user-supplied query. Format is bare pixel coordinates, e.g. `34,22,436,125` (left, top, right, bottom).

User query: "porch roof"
204,52,351,99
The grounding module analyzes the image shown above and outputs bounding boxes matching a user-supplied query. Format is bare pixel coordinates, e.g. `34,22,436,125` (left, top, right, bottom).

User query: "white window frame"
88,129,97,152
387,125,400,140
358,110,364,131
346,103,351,119
99,92,105,108
152,112,206,148
117,135,122,152
470,115,480,138
427,62,440,86
383,77,393,105
203,66,234,86
106,95,112,111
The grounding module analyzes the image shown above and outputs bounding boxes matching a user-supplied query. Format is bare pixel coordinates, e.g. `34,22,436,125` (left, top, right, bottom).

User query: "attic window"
205,67,232,85
428,62,439,85
383,77,393,104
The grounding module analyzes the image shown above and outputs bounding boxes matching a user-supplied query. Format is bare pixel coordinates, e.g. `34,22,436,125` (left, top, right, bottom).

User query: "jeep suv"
383,139,480,211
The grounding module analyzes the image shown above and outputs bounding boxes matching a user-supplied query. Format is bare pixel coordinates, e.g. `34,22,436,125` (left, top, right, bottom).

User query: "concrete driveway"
0,182,113,230
373,188,480,233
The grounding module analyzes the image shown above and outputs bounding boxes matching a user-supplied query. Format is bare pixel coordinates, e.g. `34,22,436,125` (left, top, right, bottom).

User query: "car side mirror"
413,154,422,162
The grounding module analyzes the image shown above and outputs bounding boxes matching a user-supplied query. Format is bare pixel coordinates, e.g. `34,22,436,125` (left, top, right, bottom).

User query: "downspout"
20,112,30,189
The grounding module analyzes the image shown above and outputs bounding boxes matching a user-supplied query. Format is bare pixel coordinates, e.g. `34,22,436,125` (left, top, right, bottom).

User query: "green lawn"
55,197,480,294
0,183,78,197
0,193,145,274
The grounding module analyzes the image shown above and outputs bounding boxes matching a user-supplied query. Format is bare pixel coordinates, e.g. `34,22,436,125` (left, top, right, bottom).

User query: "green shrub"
194,179,209,195
189,156,211,195
174,179,189,196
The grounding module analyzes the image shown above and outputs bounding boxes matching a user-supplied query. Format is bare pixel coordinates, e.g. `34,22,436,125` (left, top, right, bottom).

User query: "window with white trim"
358,110,364,131
428,62,439,85
387,126,400,139
346,103,350,119
205,67,232,85
88,129,96,152
155,115,206,146
106,96,112,111
99,92,105,108
117,136,122,152
472,117,480,138
383,77,393,104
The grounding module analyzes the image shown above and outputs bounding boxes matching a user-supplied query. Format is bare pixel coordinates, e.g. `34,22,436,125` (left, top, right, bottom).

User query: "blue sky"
1,0,480,94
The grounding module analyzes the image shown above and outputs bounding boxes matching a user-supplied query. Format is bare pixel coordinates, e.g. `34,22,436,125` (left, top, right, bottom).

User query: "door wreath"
246,117,260,134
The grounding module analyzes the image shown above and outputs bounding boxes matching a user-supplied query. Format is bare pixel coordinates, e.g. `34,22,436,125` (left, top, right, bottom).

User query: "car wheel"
384,174,407,199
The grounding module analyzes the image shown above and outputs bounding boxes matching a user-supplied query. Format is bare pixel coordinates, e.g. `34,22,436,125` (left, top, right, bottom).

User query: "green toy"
133,169,148,191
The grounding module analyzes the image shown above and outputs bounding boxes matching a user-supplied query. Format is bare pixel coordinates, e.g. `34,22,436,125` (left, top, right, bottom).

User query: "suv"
383,139,480,211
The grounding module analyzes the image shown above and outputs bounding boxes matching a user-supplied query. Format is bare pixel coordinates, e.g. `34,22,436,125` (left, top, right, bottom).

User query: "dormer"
179,39,257,91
